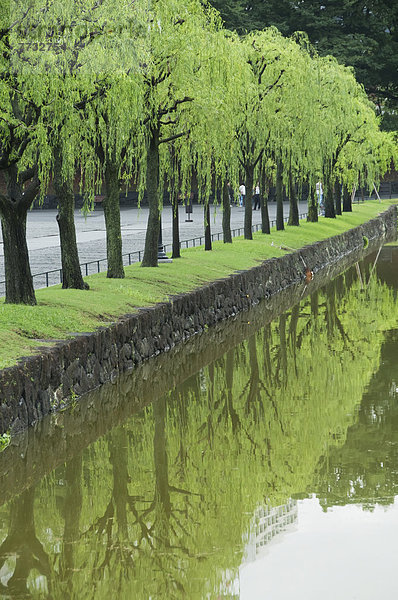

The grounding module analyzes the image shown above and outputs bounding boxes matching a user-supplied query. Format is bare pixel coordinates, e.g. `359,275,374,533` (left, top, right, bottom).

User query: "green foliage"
0,0,397,302
209,0,398,127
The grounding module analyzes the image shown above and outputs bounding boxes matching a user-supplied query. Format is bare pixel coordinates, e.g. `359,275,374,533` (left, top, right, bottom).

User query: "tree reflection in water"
0,486,51,598
0,255,397,598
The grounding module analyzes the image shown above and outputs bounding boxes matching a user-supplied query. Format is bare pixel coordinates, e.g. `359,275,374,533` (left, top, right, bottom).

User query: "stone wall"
0,206,396,435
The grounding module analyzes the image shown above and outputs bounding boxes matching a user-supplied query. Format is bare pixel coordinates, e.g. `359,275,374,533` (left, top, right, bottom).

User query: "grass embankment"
0,200,396,369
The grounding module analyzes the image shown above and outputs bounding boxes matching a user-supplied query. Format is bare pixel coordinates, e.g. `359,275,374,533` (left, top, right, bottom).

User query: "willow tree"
320,81,397,218
0,1,51,304
51,99,92,290
83,87,143,279
265,34,319,230
234,30,278,240
235,29,318,237
137,0,226,267
42,0,108,291
186,30,246,248
312,56,378,219
303,56,360,222
0,0,99,300
49,1,143,284
0,0,140,302
335,121,397,212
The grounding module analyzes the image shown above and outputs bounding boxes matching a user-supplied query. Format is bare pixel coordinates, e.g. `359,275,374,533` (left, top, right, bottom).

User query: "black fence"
0,212,308,297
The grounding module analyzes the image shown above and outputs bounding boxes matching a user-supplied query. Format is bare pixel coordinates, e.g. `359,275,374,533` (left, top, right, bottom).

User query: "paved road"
0,201,308,290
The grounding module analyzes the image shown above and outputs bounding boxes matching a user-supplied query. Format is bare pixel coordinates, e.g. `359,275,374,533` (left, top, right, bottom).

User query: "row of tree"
0,0,396,305
209,0,398,131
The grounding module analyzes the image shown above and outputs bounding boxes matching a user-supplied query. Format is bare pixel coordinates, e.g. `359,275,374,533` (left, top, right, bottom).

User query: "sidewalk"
0,201,308,286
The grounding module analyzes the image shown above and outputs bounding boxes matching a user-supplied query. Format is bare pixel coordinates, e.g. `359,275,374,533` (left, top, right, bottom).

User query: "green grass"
0,199,396,369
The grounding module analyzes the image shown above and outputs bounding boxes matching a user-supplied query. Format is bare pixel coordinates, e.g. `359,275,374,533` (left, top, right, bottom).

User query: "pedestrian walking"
316,181,324,216
239,183,246,207
227,181,235,206
253,183,260,210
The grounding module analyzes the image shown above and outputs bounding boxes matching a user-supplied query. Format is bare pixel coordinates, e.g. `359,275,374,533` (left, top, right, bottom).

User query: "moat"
0,245,397,599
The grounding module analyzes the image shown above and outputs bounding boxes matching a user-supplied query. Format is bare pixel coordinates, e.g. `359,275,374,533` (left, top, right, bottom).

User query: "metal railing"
0,212,308,296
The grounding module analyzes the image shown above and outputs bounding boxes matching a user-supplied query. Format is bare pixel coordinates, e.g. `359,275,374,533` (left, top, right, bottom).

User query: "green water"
1,247,398,599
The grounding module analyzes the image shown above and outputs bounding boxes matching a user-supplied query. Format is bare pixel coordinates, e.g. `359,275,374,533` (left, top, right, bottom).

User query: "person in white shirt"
239,183,246,207
253,183,260,210
316,181,324,215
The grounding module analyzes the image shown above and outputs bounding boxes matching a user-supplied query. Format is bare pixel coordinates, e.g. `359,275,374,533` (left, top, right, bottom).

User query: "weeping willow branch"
159,130,190,145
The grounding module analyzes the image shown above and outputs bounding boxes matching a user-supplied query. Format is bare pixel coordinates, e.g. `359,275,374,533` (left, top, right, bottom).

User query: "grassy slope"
0,200,396,369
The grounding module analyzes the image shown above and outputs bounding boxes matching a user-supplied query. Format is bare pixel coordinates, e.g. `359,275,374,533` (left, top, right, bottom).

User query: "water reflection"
246,500,298,561
0,248,398,598
315,328,398,509
0,486,51,598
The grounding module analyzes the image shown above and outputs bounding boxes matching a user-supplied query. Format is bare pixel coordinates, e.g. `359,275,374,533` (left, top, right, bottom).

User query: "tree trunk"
324,178,336,218
334,181,342,216
263,323,272,382
56,188,88,290
0,487,50,595
325,279,337,340
311,290,319,321
260,171,270,234
226,348,234,394
244,164,254,239
142,127,160,267
54,149,88,289
60,455,82,588
279,313,287,381
0,166,37,305
171,188,181,258
204,202,212,251
260,192,270,234
109,428,129,538
307,185,318,222
1,205,36,305
153,396,171,544
289,303,300,374
288,172,299,226
246,335,260,417
222,181,232,243
276,160,284,231
169,146,180,259
103,159,124,278
342,185,352,212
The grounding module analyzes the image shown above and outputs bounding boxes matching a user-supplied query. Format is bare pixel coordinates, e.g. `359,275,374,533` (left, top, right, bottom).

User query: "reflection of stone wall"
245,500,298,562
0,206,396,435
